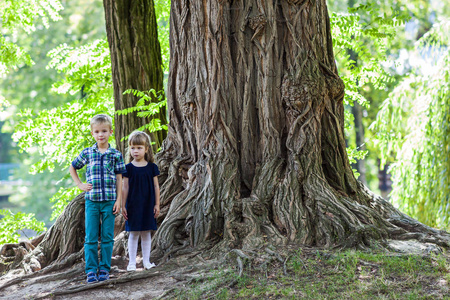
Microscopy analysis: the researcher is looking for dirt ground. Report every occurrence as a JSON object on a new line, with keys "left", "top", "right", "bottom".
{"left": 0, "top": 253, "right": 217, "bottom": 300}
{"left": 0, "top": 240, "right": 448, "bottom": 299}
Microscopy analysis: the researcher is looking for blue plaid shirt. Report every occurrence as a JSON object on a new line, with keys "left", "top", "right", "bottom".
{"left": 72, "top": 143, "right": 126, "bottom": 201}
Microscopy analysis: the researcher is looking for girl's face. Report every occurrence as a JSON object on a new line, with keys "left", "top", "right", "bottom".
{"left": 130, "top": 143, "right": 148, "bottom": 162}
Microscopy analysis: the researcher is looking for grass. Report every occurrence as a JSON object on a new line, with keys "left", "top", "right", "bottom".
{"left": 170, "top": 246, "right": 450, "bottom": 299}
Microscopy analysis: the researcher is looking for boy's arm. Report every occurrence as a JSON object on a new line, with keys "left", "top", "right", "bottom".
{"left": 121, "top": 177, "right": 129, "bottom": 220}
{"left": 69, "top": 164, "right": 92, "bottom": 192}
{"left": 113, "top": 174, "right": 123, "bottom": 215}
{"left": 153, "top": 176, "right": 160, "bottom": 218}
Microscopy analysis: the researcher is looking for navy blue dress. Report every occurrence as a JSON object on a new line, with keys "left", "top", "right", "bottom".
{"left": 123, "top": 162, "right": 160, "bottom": 231}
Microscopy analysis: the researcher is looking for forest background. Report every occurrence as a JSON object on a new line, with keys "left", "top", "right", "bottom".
{"left": 0, "top": 0, "right": 449, "bottom": 244}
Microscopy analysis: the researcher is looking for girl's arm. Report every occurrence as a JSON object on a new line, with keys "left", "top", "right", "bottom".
{"left": 113, "top": 174, "right": 123, "bottom": 214}
{"left": 153, "top": 176, "right": 160, "bottom": 218}
{"left": 122, "top": 177, "right": 129, "bottom": 220}
{"left": 69, "top": 164, "right": 92, "bottom": 191}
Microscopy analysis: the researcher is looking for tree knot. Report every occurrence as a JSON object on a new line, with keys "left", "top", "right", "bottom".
{"left": 248, "top": 14, "right": 267, "bottom": 41}
{"left": 179, "top": 95, "right": 196, "bottom": 115}
{"left": 248, "top": 14, "right": 266, "bottom": 31}
{"left": 281, "top": 75, "right": 319, "bottom": 114}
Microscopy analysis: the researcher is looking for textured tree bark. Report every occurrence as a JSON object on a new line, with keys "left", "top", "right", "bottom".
{"left": 153, "top": 0, "right": 450, "bottom": 256}
{"left": 103, "top": 0, "right": 167, "bottom": 153}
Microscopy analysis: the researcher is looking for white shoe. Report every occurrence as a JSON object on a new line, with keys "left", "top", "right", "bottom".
{"left": 143, "top": 262, "right": 156, "bottom": 270}
{"left": 127, "top": 264, "right": 136, "bottom": 271}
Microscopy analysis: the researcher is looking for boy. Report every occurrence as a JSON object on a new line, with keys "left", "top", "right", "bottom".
{"left": 69, "top": 114, "right": 126, "bottom": 283}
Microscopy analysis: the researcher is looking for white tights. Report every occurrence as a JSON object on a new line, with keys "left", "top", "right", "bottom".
{"left": 128, "top": 231, "right": 152, "bottom": 266}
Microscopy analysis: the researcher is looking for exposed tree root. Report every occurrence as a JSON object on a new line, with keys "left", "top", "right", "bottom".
{"left": 33, "top": 269, "right": 164, "bottom": 300}
{"left": 1, "top": 265, "right": 84, "bottom": 292}
{"left": 0, "top": 252, "right": 223, "bottom": 300}
{"left": 0, "top": 252, "right": 83, "bottom": 290}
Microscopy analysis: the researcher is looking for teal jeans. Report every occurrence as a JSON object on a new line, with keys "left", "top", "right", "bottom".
{"left": 84, "top": 200, "right": 116, "bottom": 274}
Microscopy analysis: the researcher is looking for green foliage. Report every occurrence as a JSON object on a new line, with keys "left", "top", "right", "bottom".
{"left": 47, "top": 39, "right": 112, "bottom": 98}
{"left": 0, "top": 1, "right": 108, "bottom": 229}
{"left": 12, "top": 39, "right": 114, "bottom": 220}
{"left": 372, "top": 19, "right": 450, "bottom": 229}
{"left": 331, "top": 3, "right": 410, "bottom": 107}
{"left": 330, "top": 3, "right": 410, "bottom": 169}
{"left": 0, "top": 0, "right": 62, "bottom": 76}
{"left": 346, "top": 147, "right": 369, "bottom": 178}
{"left": 0, "top": 209, "right": 46, "bottom": 244}
{"left": 0, "top": 95, "right": 8, "bottom": 109}
{"left": 154, "top": 0, "right": 171, "bottom": 75}
{"left": 13, "top": 39, "right": 114, "bottom": 175}
{"left": 0, "top": 37, "right": 33, "bottom": 75}
{"left": 49, "top": 186, "right": 79, "bottom": 221}
{"left": 0, "top": 0, "right": 62, "bottom": 33}
{"left": 0, "top": 0, "right": 107, "bottom": 113}
{"left": 117, "top": 89, "right": 168, "bottom": 141}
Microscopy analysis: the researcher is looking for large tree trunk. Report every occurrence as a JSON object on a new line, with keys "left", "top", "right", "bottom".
{"left": 154, "top": 0, "right": 450, "bottom": 255}
{"left": 103, "top": 0, "right": 167, "bottom": 153}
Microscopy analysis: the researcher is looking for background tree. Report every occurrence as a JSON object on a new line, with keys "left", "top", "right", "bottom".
{"left": 103, "top": 0, "right": 167, "bottom": 154}
{"left": 154, "top": 0, "right": 450, "bottom": 255}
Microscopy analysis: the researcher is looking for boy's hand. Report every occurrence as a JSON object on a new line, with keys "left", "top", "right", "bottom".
{"left": 154, "top": 204, "right": 160, "bottom": 218}
{"left": 77, "top": 183, "right": 92, "bottom": 191}
{"left": 122, "top": 207, "right": 128, "bottom": 220}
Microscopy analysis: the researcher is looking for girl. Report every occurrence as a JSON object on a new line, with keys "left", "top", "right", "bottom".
{"left": 122, "top": 131, "right": 160, "bottom": 271}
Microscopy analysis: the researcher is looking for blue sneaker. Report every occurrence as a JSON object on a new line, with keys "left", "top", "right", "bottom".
{"left": 98, "top": 270, "right": 110, "bottom": 281}
{"left": 86, "top": 272, "right": 98, "bottom": 283}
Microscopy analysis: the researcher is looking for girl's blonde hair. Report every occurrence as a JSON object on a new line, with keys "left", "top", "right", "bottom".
{"left": 125, "top": 131, "right": 154, "bottom": 163}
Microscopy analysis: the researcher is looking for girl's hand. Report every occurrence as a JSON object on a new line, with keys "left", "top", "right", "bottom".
{"left": 122, "top": 207, "right": 128, "bottom": 220}
{"left": 154, "top": 204, "right": 160, "bottom": 218}
{"left": 112, "top": 201, "right": 120, "bottom": 215}
{"left": 77, "top": 182, "right": 92, "bottom": 191}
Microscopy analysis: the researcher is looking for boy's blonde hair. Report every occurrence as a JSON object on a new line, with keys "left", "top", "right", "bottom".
{"left": 125, "top": 131, "right": 155, "bottom": 163}
{"left": 90, "top": 114, "right": 113, "bottom": 130}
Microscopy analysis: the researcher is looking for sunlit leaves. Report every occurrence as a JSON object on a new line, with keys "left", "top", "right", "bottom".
{"left": 154, "top": 0, "right": 170, "bottom": 75}
{"left": 0, "top": 0, "right": 62, "bottom": 33}
{"left": 117, "top": 89, "right": 168, "bottom": 141}
{"left": 0, "top": 0, "right": 63, "bottom": 76}
{"left": 47, "top": 39, "right": 112, "bottom": 97}
{"left": 13, "top": 39, "right": 113, "bottom": 176}
{"left": 0, "top": 37, "right": 34, "bottom": 75}
{"left": 330, "top": 2, "right": 410, "bottom": 171}
{"left": 11, "top": 38, "right": 114, "bottom": 220}
{"left": 331, "top": 4, "right": 409, "bottom": 107}
{"left": 49, "top": 187, "right": 79, "bottom": 221}
{"left": 0, "top": 209, "right": 46, "bottom": 244}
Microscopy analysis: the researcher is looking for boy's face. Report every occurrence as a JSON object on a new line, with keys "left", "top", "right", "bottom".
{"left": 91, "top": 122, "right": 113, "bottom": 146}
